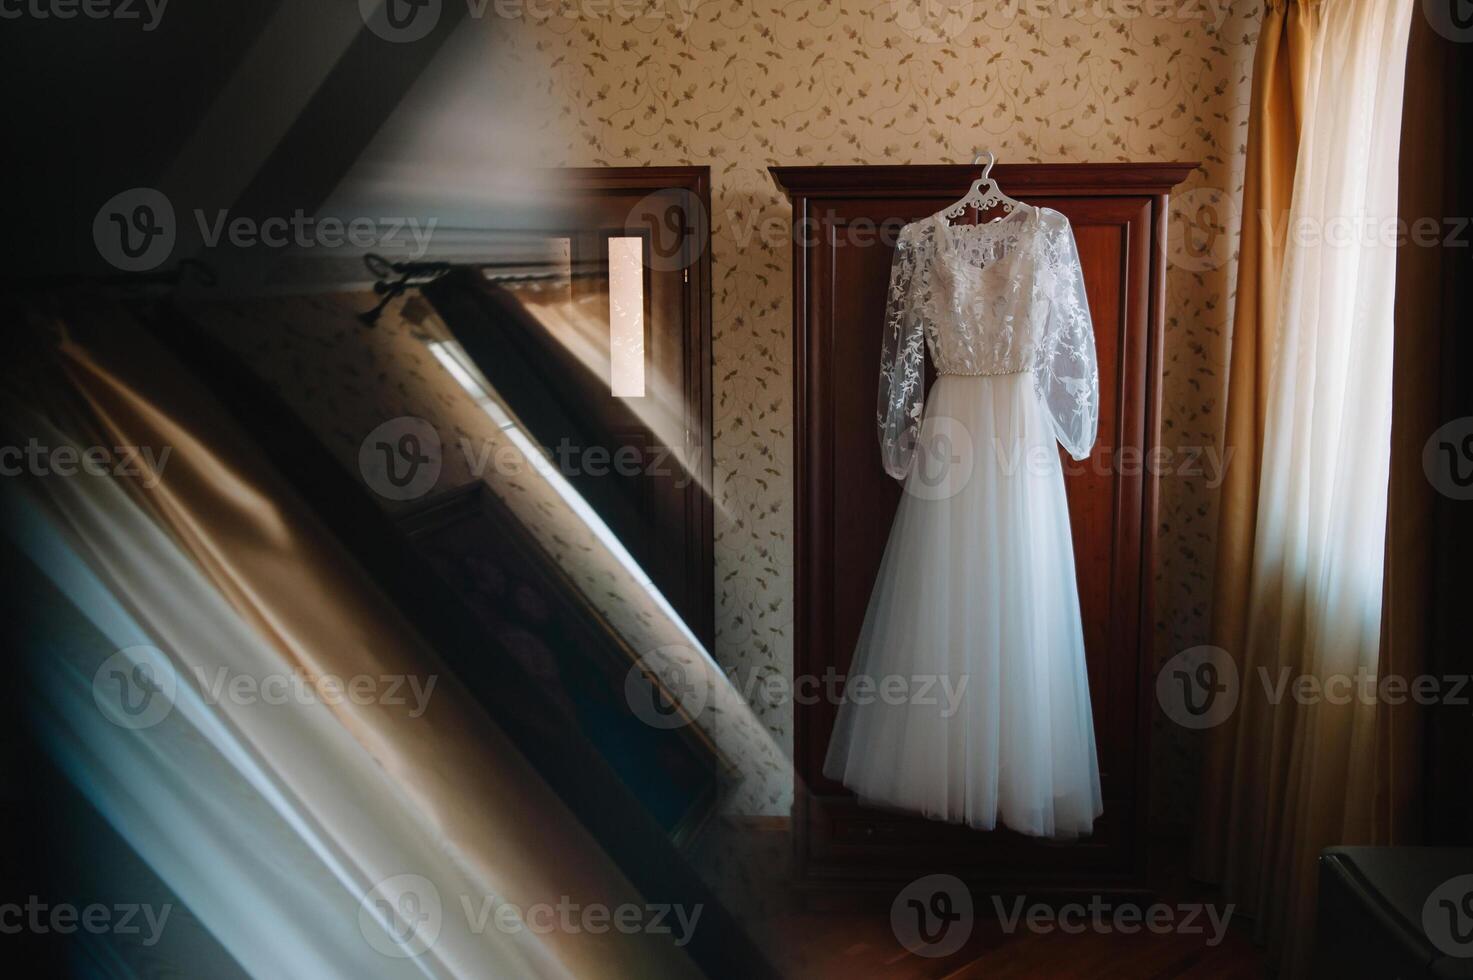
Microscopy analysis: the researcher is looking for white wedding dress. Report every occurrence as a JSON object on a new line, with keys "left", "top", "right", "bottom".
{"left": 822, "top": 204, "right": 1104, "bottom": 839}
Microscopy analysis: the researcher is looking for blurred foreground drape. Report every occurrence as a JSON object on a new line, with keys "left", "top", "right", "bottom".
{"left": 8, "top": 469, "right": 447, "bottom": 979}
{"left": 1, "top": 293, "right": 704, "bottom": 980}
{"left": 1193, "top": 0, "right": 1415, "bottom": 974}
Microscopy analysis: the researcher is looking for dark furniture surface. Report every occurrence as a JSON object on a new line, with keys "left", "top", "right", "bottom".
{"left": 395, "top": 482, "right": 723, "bottom": 845}
{"left": 1316, "top": 846, "right": 1473, "bottom": 979}
{"left": 771, "top": 163, "right": 1195, "bottom": 898}
{"left": 428, "top": 166, "right": 716, "bottom": 648}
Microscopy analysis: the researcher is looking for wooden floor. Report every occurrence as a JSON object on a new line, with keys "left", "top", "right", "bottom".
{"left": 696, "top": 820, "right": 1268, "bottom": 978}
{"left": 769, "top": 907, "right": 1264, "bottom": 979}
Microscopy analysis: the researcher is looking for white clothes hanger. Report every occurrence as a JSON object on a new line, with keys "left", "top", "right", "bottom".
{"left": 937, "top": 150, "right": 1027, "bottom": 225}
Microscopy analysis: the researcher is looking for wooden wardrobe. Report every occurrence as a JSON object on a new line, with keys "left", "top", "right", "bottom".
{"left": 770, "top": 163, "right": 1195, "bottom": 897}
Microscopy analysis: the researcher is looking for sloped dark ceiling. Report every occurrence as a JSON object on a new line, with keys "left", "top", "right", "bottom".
{"left": 4, "top": 0, "right": 466, "bottom": 279}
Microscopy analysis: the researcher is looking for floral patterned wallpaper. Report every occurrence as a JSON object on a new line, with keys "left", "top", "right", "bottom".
{"left": 349, "top": 0, "right": 1264, "bottom": 828}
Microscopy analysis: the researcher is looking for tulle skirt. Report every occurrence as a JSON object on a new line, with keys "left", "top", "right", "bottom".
{"left": 822, "top": 371, "right": 1103, "bottom": 839}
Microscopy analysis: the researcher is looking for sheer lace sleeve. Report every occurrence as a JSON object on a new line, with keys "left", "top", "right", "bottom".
{"left": 877, "top": 224, "right": 931, "bottom": 480}
{"left": 1032, "top": 210, "right": 1099, "bottom": 461}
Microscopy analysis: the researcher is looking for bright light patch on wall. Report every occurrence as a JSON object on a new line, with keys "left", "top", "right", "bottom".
{"left": 607, "top": 236, "right": 645, "bottom": 398}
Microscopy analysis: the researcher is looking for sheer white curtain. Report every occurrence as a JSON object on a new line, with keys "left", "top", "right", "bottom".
{"left": 1229, "top": 0, "right": 1413, "bottom": 972}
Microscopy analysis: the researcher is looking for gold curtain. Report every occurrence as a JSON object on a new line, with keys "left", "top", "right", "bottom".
{"left": 1194, "top": 0, "right": 1316, "bottom": 884}
{"left": 1195, "top": 0, "right": 1420, "bottom": 974}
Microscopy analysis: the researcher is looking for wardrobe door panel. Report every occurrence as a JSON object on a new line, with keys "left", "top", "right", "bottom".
{"left": 1046, "top": 196, "right": 1153, "bottom": 803}
{"left": 774, "top": 165, "right": 1192, "bottom": 897}
{"left": 820, "top": 207, "right": 911, "bottom": 788}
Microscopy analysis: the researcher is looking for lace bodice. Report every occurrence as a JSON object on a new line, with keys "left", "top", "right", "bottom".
{"left": 878, "top": 205, "right": 1100, "bottom": 477}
